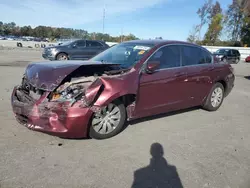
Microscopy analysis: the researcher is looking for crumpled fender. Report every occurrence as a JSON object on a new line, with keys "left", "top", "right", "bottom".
{"left": 84, "top": 78, "right": 103, "bottom": 106}
{"left": 93, "top": 73, "right": 138, "bottom": 107}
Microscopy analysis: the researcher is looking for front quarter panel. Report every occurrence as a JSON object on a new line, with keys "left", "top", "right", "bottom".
{"left": 93, "top": 70, "right": 139, "bottom": 107}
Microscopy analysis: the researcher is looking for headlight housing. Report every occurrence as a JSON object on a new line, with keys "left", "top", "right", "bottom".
{"left": 50, "top": 78, "right": 103, "bottom": 107}
{"left": 51, "top": 83, "right": 85, "bottom": 104}
{"left": 49, "top": 48, "right": 57, "bottom": 54}
{"left": 216, "top": 55, "right": 223, "bottom": 58}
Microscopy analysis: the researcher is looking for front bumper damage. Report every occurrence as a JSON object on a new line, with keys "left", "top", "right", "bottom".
{"left": 11, "top": 62, "right": 133, "bottom": 138}
{"left": 11, "top": 86, "right": 93, "bottom": 138}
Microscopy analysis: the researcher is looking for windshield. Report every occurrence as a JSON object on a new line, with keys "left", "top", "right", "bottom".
{"left": 216, "top": 49, "right": 229, "bottom": 54}
{"left": 91, "top": 42, "right": 154, "bottom": 68}
{"left": 59, "top": 40, "right": 75, "bottom": 46}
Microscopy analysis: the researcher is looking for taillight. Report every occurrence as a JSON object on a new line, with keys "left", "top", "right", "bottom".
{"left": 229, "top": 66, "right": 234, "bottom": 74}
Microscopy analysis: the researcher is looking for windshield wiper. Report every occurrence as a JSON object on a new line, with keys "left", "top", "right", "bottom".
{"left": 100, "top": 60, "right": 113, "bottom": 64}
{"left": 104, "top": 68, "right": 130, "bottom": 75}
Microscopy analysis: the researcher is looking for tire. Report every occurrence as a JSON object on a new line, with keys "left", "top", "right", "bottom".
{"left": 203, "top": 83, "right": 225, "bottom": 111}
{"left": 235, "top": 58, "right": 240, "bottom": 64}
{"left": 222, "top": 57, "right": 227, "bottom": 63}
{"left": 56, "top": 53, "right": 68, "bottom": 60}
{"left": 89, "top": 100, "right": 126, "bottom": 139}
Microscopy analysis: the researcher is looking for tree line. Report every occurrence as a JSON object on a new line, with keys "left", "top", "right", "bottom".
{"left": 0, "top": 21, "right": 139, "bottom": 42}
{"left": 187, "top": 0, "right": 250, "bottom": 47}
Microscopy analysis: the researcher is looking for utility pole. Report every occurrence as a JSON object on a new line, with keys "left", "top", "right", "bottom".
{"left": 102, "top": 7, "right": 105, "bottom": 35}
{"left": 121, "top": 27, "right": 123, "bottom": 42}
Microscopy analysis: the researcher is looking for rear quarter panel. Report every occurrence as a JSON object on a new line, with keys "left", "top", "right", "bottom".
{"left": 212, "top": 62, "right": 234, "bottom": 96}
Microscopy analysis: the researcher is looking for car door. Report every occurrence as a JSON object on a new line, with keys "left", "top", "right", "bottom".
{"left": 181, "top": 45, "right": 214, "bottom": 106}
{"left": 135, "top": 45, "right": 189, "bottom": 119}
{"left": 226, "top": 50, "right": 234, "bottom": 63}
{"left": 85, "top": 40, "right": 106, "bottom": 59}
{"left": 236, "top": 50, "right": 241, "bottom": 60}
{"left": 69, "top": 40, "right": 88, "bottom": 60}
{"left": 231, "top": 50, "right": 236, "bottom": 62}
{"left": 233, "top": 49, "right": 240, "bottom": 62}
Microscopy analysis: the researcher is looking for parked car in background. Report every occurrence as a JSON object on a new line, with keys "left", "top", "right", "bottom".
{"left": 213, "top": 49, "right": 241, "bottom": 64}
{"left": 11, "top": 40, "right": 235, "bottom": 139}
{"left": 42, "top": 39, "right": 109, "bottom": 61}
{"left": 245, "top": 55, "right": 250, "bottom": 62}
{"left": 0, "top": 36, "right": 7, "bottom": 40}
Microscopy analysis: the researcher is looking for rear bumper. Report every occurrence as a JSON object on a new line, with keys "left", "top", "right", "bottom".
{"left": 11, "top": 86, "right": 93, "bottom": 138}
{"left": 225, "top": 73, "right": 235, "bottom": 97}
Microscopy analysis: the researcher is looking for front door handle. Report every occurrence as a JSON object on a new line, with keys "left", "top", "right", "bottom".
{"left": 208, "top": 67, "right": 215, "bottom": 71}
{"left": 174, "top": 72, "right": 185, "bottom": 77}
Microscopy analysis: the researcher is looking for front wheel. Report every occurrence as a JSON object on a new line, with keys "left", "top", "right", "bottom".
{"left": 89, "top": 100, "right": 126, "bottom": 139}
{"left": 222, "top": 58, "right": 227, "bottom": 63}
{"left": 56, "top": 53, "right": 68, "bottom": 60}
{"left": 203, "top": 83, "right": 224, "bottom": 111}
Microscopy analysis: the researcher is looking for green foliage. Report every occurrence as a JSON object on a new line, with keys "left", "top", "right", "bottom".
{"left": 203, "top": 13, "right": 224, "bottom": 45}
{"left": 225, "top": 0, "right": 245, "bottom": 41}
{"left": 241, "top": 17, "right": 250, "bottom": 46}
{"left": 190, "top": 0, "right": 250, "bottom": 47}
{"left": 240, "top": 0, "right": 250, "bottom": 16}
{"left": 0, "top": 21, "right": 139, "bottom": 42}
{"left": 187, "top": 25, "right": 200, "bottom": 43}
{"left": 209, "top": 1, "right": 222, "bottom": 19}
{"left": 196, "top": 0, "right": 213, "bottom": 40}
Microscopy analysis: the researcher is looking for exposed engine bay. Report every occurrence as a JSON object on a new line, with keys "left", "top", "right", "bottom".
{"left": 19, "top": 64, "right": 130, "bottom": 109}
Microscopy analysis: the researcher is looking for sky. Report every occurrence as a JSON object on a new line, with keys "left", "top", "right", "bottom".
{"left": 0, "top": 0, "right": 233, "bottom": 40}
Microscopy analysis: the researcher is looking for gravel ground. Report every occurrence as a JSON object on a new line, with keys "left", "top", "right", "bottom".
{"left": 0, "top": 49, "right": 250, "bottom": 188}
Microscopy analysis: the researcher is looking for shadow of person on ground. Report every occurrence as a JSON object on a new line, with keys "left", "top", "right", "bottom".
{"left": 128, "top": 107, "right": 199, "bottom": 126}
{"left": 131, "top": 143, "right": 183, "bottom": 188}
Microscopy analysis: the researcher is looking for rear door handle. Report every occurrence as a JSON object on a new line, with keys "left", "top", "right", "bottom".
{"left": 208, "top": 67, "right": 215, "bottom": 71}
{"left": 174, "top": 72, "right": 185, "bottom": 77}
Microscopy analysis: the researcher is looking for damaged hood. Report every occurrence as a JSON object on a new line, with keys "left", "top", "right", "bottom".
{"left": 24, "top": 60, "right": 120, "bottom": 91}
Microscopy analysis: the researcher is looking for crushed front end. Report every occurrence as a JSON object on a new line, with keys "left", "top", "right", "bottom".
{"left": 11, "top": 61, "right": 133, "bottom": 138}
{"left": 11, "top": 74, "right": 103, "bottom": 138}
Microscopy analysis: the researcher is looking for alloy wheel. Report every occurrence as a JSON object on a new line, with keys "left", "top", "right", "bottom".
{"left": 91, "top": 103, "right": 121, "bottom": 135}
{"left": 211, "top": 87, "right": 223, "bottom": 108}
{"left": 57, "top": 54, "right": 68, "bottom": 60}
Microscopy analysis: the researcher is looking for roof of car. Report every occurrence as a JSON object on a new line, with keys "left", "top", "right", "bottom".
{"left": 123, "top": 39, "right": 199, "bottom": 47}
{"left": 218, "top": 48, "right": 239, "bottom": 51}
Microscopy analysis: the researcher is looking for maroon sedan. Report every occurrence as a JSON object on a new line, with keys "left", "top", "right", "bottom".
{"left": 245, "top": 55, "right": 250, "bottom": 62}
{"left": 11, "top": 40, "right": 235, "bottom": 139}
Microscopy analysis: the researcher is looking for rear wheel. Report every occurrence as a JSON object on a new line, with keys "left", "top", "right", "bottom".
{"left": 222, "top": 57, "right": 227, "bottom": 63}
{"left": 235, "top": 58, "right": 240, "bottom": 64}
{"left": 56, "top": 53, "right": 68, "bottom": 60}
{"left": 89, "top": 100, "right": 126, "bottom": 139}
{"left": 203, "top": 83, "right": 224, "bottom": 111}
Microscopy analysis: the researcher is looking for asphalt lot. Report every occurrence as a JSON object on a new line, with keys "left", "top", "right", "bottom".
{"left": 0, "top": 49, "right": 250, "bottom": 188}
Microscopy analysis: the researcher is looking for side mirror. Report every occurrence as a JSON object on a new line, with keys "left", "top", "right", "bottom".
{"left": 146, "top": 61, "right": 160, "bottom": 73}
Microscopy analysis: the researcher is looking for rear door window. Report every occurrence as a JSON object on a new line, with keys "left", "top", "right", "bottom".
{"left": 86, "top": 41, "right": 103, "bottom": 47}
{"left": 75, "top": 40, "right": 86, "bottom": 47}
{"left": 148, "top": 45, "right": 181, "bottom": 69}
{"left": 234, "top": 50, "right": 240, "bottom": 56}
{"left": 182, "top": 46, "right": 212, "bottom": 66}
{"left": 200, "top": 49, "right": 212, "bottom": 64}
